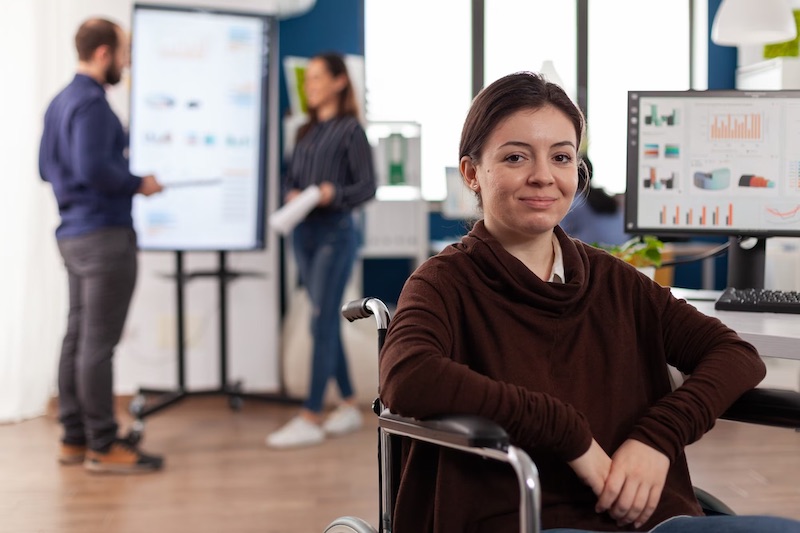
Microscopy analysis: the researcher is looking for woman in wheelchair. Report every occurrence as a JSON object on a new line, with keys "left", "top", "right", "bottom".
{"left": 378, "top": 72, "right": 800, "bottom": 532}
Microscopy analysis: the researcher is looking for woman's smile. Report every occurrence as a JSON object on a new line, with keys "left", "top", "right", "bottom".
{"left": 519, "top": 195, "right": 558, "bottom": 209}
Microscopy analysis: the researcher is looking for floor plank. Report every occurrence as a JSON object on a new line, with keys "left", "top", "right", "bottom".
{"left": 0, "top": 398, "right": 379, "bottom": 533}
{"left": 0, "top": 397, "right": 797, "bottom": 533}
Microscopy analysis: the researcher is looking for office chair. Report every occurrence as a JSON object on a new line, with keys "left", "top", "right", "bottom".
{"left": 324, "top": 297, "right": 800, "bottom": 533}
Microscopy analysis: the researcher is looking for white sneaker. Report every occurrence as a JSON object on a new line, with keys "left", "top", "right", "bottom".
{"left": 322, "top": 404, "right": 363, "bottom": 436}
{"left": 265, "top": 416, "right": 325, "bottom": 449}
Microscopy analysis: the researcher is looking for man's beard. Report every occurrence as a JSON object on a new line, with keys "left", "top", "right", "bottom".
{"left": 105, "top": 62, "right": 122, "bottom": 86}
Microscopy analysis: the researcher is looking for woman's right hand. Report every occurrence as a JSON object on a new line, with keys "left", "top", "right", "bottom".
{"left": 595, "top": 439, "right": 670, "bottom": 529}
{"left": 318, "top": 181, "right": 336, "bottom": 206}
{"left": 284, "top": 189, "right": 301, "bottom": 203}
{"left": 567, "top": 438, "right": 612, "bottom": 497}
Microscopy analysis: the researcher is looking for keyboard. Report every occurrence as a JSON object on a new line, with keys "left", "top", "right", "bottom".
{"left": 714, "top": 287, "right": 800, "bottom": 314}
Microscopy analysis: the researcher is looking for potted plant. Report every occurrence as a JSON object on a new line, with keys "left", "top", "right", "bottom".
{"left": 600, "top": 235, "right": 664, "bottom": 278}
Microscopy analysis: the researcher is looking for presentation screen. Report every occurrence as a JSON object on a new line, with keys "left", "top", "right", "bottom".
{"left": 626, "top": 90, "right": 800, "bottom": 238}
{"left": 129, "top": 4, "right": 272, "bottom": 250}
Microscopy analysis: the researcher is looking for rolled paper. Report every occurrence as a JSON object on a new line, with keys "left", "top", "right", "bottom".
{"left": 269, "top": 185, "right": 322, "bottom": 235}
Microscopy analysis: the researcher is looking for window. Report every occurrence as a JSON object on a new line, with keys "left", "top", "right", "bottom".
{"left": 587, "top": 0, "right": 691, "bottom": 193}
{"left": 366, "top": 1, "right": 692, "bottom": 197}
{"left": 484, "top": 0, "right": 577, "bottom": 100}
{"left": 365, "top": 0, "right": 472, "bottom": 200}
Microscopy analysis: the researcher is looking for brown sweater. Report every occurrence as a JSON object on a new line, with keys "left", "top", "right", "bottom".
{"left": 379, "top": 221, "right": 765, "bottom": 532}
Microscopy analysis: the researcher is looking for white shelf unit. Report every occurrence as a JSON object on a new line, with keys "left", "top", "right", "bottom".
{"left": 736, "top": 57, "right": 800, "bottom": 90}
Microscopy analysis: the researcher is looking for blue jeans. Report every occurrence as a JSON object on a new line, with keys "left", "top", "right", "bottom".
{"left": 292, "top": 212, "right": 360, "bottom": 413}
{"left": 545, "top": 514, "right": 800, "bottom": 532}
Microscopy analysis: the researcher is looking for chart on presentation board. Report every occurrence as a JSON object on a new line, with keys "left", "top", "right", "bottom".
{"left": 129, "top": 5, "right": 272, "bottom": 250}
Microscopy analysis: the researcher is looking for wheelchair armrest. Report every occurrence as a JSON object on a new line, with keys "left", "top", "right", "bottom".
{"left": 379, "top": 410, "right": 510, "bottom": 450}
{"left": 721, "top": 387, "right": 800, "bottom": 429}
{"left": 378, "top": 410, "right": 541, "bottom": 532}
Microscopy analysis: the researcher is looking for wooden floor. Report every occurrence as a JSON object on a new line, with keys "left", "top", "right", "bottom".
{"left": 1, "top": 396, "right": 798, "bottom": 533}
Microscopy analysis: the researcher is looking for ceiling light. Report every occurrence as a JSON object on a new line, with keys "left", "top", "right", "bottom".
{"left": 711, "top": 0, "right": 797, "bottom": 46}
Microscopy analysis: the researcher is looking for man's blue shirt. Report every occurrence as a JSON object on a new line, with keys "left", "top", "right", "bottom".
{"left": 39, "top": 74, "right": 142, "bottom": 239}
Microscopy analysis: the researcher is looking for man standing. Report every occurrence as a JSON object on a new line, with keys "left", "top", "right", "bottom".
{"left": 39, "top": 18, "right": 164, "bottom": 473}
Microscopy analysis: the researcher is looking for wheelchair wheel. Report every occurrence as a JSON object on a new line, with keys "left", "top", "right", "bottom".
{"left": 323, "top": 516, "right": 378, "bottom": 533}
{"left": 694, "top": 486, "right": 736, "bottom": 516}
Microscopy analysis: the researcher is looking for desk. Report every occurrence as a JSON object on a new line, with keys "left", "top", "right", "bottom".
{"left": 671, "top": 288, "right": 800, "bottom": 361}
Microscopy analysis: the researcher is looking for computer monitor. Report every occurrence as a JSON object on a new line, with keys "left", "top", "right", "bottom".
{"left": 625, "top": 90, "right": 800, "bottom": 289}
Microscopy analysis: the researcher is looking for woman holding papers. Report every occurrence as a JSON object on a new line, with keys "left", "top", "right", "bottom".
{"left": 266, "top": 52, "right": 376, "bottom": 448}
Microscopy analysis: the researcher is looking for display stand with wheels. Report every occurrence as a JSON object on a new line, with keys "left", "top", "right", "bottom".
{"left": 127, "top": 250, "right": 300, "bottom": 443}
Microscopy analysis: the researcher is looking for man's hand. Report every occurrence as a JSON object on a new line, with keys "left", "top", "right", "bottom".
{"left": 567, "top": 438, "right": 612, "bottom": 498}
{"left": 137, "top": 175, "right": 163, "bottom": 196}
{"left": 595, "top": 439, "right": 670, "bottom": 529}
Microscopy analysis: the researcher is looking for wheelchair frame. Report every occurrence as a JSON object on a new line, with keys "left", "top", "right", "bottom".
{"left": 323, "top": 297, "right": 539, "bottom": 532}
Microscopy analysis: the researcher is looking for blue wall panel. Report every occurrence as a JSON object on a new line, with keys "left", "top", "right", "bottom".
{"left": 707, "top": 0, "right": 738, "bottom": 89}
{"left": 278, "top": 0, "right": 364, "bottom": 122}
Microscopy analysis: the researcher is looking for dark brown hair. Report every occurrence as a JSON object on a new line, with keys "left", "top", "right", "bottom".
{"left": 297, "top": 52, "right": 359, "bottom": 142}
{"left": 459, "top": 71, "right": 589, "bottom": 202}
{"left": 75, "top": 18, "right": 120, "bottom": 62}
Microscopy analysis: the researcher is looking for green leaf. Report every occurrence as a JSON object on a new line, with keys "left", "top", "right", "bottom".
{"left": 596, "top": 235, "right": 663, "bottom": 267}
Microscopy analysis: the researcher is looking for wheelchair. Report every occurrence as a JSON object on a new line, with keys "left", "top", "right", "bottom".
{"left": 324, "top": 297, "right": 800, "bottom": 533}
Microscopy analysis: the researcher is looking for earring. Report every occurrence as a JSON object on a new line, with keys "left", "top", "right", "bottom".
{"left": 471, "top": 183, "right": 478, "bottom": 189}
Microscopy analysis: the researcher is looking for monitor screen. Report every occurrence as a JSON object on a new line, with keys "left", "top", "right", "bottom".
{"left": 625, "top": 90, "right": 800, "bottom": 239}
{"left": 129, "top": 4, "right": 273, "bottom": 251}
{"left": 625, "top": 90, "right": 800, "bottom": 289}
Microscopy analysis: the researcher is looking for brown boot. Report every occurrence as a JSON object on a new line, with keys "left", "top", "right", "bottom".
{"left": 58, "top": 443, "right": 87, "bottom": 465}
{"left": 84, "top": 438, "right": 164, "bottom": 474}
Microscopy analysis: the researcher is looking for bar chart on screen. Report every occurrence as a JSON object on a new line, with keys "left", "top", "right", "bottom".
{"left": 708, "top": 112, "right": 763, "bottom": 141}
{"left": 657, "top": 203, "right": 735, "bottom": 227}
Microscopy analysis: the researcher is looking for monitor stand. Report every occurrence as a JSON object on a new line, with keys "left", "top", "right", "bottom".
{"left": 726, "top": 236, "right": 767, "bottom": 290}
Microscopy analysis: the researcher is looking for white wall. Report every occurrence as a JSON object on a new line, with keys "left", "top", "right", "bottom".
{"left": 117, "top": 250, "right": 282, "bottom": 394}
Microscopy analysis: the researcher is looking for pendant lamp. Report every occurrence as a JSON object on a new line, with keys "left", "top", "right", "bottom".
{"left": 711, "top": 0, "right": 797, "bottom": 46}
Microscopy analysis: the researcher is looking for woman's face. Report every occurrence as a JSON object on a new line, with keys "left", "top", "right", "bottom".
{"left": 461, "top": 105, "right": 579, "bottom": 243}
{"left": 303, "top": 58, "right": 344, "bottom": 112}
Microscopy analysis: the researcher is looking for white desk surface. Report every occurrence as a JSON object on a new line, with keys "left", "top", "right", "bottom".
{"left": 670, "top": 288, "right": 800, "bottom": 361}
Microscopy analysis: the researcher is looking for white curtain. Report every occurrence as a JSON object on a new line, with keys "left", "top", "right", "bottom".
{"left": 0, "top": 1, "right": 81, "bottom": 423}
{"left": 0, "top": 0, "right": 143, "bottom": 423}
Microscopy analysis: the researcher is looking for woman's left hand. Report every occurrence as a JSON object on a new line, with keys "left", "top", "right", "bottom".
{"left": 594, "top": 439, "right": 670, "bottom": 529}
{"left": 318, "top": 182, "right": 336, "bottom": 206}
